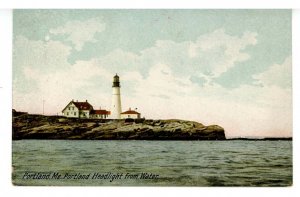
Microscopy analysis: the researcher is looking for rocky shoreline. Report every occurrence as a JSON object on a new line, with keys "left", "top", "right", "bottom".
{"left": 12, "top": 114, "right": 226, "bottom": 140}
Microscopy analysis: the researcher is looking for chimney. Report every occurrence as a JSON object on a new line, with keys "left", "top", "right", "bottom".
{"left": 129, "top": 107, "right": 131, "bottom": 111}
{"left": 86, "top": 100, "right": 87, "bottom": 102}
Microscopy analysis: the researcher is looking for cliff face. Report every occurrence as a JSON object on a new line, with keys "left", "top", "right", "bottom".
{"left": 12, "top": 114, "right": 226, "bottom": 140}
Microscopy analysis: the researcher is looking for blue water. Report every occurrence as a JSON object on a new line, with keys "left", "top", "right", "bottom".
{"left": 12, "top": 140, "right": 292, "bottom": 186}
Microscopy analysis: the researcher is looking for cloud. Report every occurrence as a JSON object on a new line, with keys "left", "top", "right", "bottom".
{"left": 14, "top": 35, "right": 72, "bottom": 72}
{"left": 134, "top": 29, "right": 258, "bottom": 84}
{"left": 188, "top": 29, "right": 257, "bottom": 78}
{"left": 189, "top": 29, "right": 257, "bottom": 77}
{"left": 253, "top": 56, "right": 292, "bottom": 88}
{"left": 13, "top": 35, "right": 73, "bottom": 96}
{"left": 49, "top": 17, "right": 106, "bottom": 51}
{"left": 92, "top": 49, "right": 140, "bottom": 74}
{"left": 189, "top": 30, "right": 257, "bottom": 53}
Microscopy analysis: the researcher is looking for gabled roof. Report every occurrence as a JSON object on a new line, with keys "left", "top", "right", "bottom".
{"left": 91, "top": 109, "right": 111, "bottom": 115}
{"left": 73, "top": 101, "right": 93, "bottom": 110}
{"left": 62, "top": 100, "right": 93, "bottom": 112}
{"left": 121, "top": 109, "right": 140, "bottom": 115}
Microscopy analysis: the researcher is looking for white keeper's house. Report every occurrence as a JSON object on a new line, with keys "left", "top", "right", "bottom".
{"left": 61, "top": 74, "right": 142, "bottom": 119}
{"left": 62, "top": 100, "right": 110, "bottom": 119}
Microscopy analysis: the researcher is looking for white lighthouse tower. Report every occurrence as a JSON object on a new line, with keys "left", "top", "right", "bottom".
{"left": 110, "top": 74, "right": 122, "bottom": 119}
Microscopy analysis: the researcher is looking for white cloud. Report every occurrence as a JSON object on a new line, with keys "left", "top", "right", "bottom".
{"left": 128, "top": 29, "right": 258, "bottom": 86}
{"left": 189, "top": 29, "right": 257, "bottom": 54}
{"left": 93, "top": 49, "right": 140, "bottom": 73}
{"left": 121, "top": 71, "right": 143, "bottom": 82}
{"left": 49, "top": 17, "right": 105, "bottom": 51}
{"left": 188, "top": 29, "right": 257, "bottom": 78}
{"left": 253, "top": 56, "right": 292, "bottom": 88}
{"left": 14, "top": 35, "right": 72, "bottom": 71}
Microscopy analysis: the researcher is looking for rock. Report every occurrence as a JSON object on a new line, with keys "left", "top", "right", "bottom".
{"left": 12, "top": 114, "right": 226, "bottom": 140}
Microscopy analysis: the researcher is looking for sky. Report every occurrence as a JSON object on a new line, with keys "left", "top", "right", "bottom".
{"left": 12, "top": 10, "right": 292, "bottom": 138}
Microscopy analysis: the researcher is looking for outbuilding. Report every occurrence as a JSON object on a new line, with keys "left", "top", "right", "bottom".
{"left": 120, "top": 108, "right": 141, "bottom": 119}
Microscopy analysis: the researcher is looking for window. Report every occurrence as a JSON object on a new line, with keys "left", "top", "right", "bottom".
{"left": 68, "top": 107, "right": 70, "bottom": 110}
{"left": 128, "top": 115, "right": 130, "bottom": 118}
{"left": 74, "top": 112, "right": 76, "bottom": 116}
{"left": 67, "top": 112, "right": 69, "bottom": 115}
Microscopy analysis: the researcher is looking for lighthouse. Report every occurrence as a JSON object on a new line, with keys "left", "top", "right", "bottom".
{"left": 110, "top": 74, "right": 122, "bottom": 119}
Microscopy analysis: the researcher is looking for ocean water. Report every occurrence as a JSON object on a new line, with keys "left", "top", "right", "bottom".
{"left": 12, "top": 140, "right": 292, "bottom": 186}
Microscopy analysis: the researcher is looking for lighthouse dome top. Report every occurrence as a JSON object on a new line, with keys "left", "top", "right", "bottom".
{"left": 113, "top": 74, "right": 119, "bottom": 81}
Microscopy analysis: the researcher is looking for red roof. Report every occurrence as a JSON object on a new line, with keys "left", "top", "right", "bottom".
{"left": 121, "top": 109, "right": 140, "bottom": 115}
{"left": 91, "top": 110, "right": 110, "bottom": 115}
{"left": 73, "top": 101, "right": 93, "bottom": 110}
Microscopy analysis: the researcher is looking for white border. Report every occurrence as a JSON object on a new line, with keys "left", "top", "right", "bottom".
{"left": 1, "top": 5, "right": 300, "bottom": 197}
{"left": 292, "top": 9, "right": 300, "bottom": 190}
{"left": 0, "top": 8, "right": 13, "bottom": 193}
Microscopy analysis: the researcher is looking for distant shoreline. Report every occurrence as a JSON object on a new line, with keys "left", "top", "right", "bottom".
{"left": 226, "top": 137, "right": 292, "bottom": 141}
{"left": 13, "top": 138, "right": 292, "bottom": 141}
